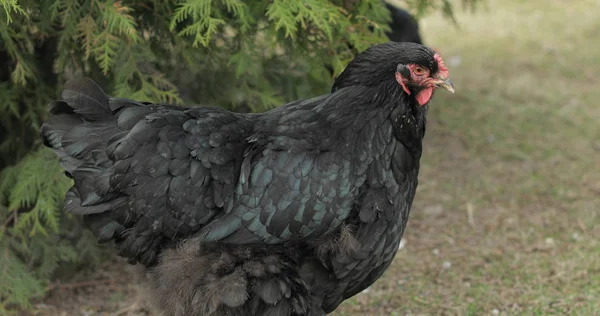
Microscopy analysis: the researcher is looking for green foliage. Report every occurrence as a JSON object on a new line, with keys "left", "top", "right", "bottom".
{"left": 0, "top": 0, "right": 483, "bottom": 312}
{"left": 0, "top": 0, "right": 27, "bottom": 24}
{"left": 0, "top": 148, "right": 106, "bottom": 312}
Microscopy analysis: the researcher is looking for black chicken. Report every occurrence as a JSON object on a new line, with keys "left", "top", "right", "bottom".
{"left": 41, "top": 42, "right": 453, "bottom": 316}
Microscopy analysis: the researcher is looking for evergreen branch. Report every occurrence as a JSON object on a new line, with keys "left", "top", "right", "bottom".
{"left": 0, "top": 82, "right": 20, "bottom": 118}
{"left": 0, "top": 20, "right": 21, "bottom": 60}
{"left": 220, "top": 0, "right": 247, "bottom": 19}
{"left": 11, "top": 58, "right": 36, "bottom": 85}
{"left": 295, "top": 0, "right": 341, "bottom": 42}
{"left": 76, "top": 15, "right": 98, "bottom": 61}
{"left": 0, "top": 0, "right": 28, "bottom": 24}
{"left": 53, "top": 0, "right": 86, "bottom": 70}
{"left": 5, "top": 149, "right": 70, "bottom": 237}
{"left": 266, "top": 0, "right": 299, "bottom": 39}
{"left": 171, "top": 0, "right": 225, "bottom": 47}
{"left": 100, "top": 0, "right": 141, "bottom": 42}
{"left": 92, "top": 31, "right": 120, "bottom": 75}
{"left": 50, "top": 0, "right": 83, "bottom": 27}
{"left": 228, "top": 50, "right": 255, "bottom": 78}
{"left": 0, "top": 242, "right": 45, "bottom": 310}
{"left": 220, "top": 0, "right": 251, "bottom": 32}
{"left": 180, "top": 16, "right": 225, "bottom": 47}
{"left": 170, "top": 0, "right": 212, "bottom": 30}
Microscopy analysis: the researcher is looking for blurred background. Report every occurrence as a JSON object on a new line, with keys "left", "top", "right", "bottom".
{"left": 0, "top": 0, "right": 599, "bottom": 315}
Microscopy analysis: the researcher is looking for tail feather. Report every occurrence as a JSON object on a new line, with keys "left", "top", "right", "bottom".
{"left": 60, "top": 78, "right": 111, "bottom": 120}
{"left": 42, "top": 77, "right": 190, "bottom": 266}
{"left": 41, "top": 78, "right": 127, "bottom": 217}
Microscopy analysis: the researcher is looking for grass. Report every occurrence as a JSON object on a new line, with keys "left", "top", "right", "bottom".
{"left": 29, "top": 0, "right": 600, "bottom": 314}
{"left": 335, "top": 0, "right": 600, "bottom": 314}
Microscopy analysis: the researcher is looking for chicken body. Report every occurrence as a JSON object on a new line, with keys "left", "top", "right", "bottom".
{"left": 41, "top": 42, "right": 452, "bottom": 315}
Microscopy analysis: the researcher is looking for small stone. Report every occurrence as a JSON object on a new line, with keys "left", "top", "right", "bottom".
{"left": 492, "top": 309, "right": 500, "bottom": 315}
{"left": 442, "top": 261, "right": 452, "bottom": 269}
{"left": 432, "top": 248, "right": 440, "bottom": 256}
{"left": 34, "top": 303, "right": 55, "bottom": 310}
{"left": 398, "top": 238, "right": 407, "bottom": 250}
{"left": 423, "top": 204, "right": 443, "bottom": 216}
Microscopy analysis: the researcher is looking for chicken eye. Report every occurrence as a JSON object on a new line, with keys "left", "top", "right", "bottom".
{"left": 413, "top": 67, "right": 426, "bottom": 75}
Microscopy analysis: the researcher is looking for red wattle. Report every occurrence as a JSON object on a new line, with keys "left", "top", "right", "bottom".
{"left": 416, "top": 87, "right": 433, "bottom": 106}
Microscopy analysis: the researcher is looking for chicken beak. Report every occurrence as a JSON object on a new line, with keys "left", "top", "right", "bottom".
{"left": 434, "top": 77, "right": 455, "bottom": 94}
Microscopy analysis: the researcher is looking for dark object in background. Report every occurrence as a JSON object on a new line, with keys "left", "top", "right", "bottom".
{"left": 324, "top": 3, "right": 422, "bottom": 80}
{"left": 0, "top": 40, "right": 57, "bottom": 169}
{"left": 385, "top": 3, "right": 422, "bottom": 44}
{"left": 41, "top": 42, "right": 453, "bottom": 316}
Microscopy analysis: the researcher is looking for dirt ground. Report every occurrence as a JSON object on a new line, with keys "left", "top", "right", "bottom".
{"left": 23, "top": 0, "right": 600, "bottom": 315}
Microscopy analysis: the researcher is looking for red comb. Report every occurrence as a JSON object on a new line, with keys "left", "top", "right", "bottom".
{"left": 434, "top": 53, "right": 449, "bottom": 78}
